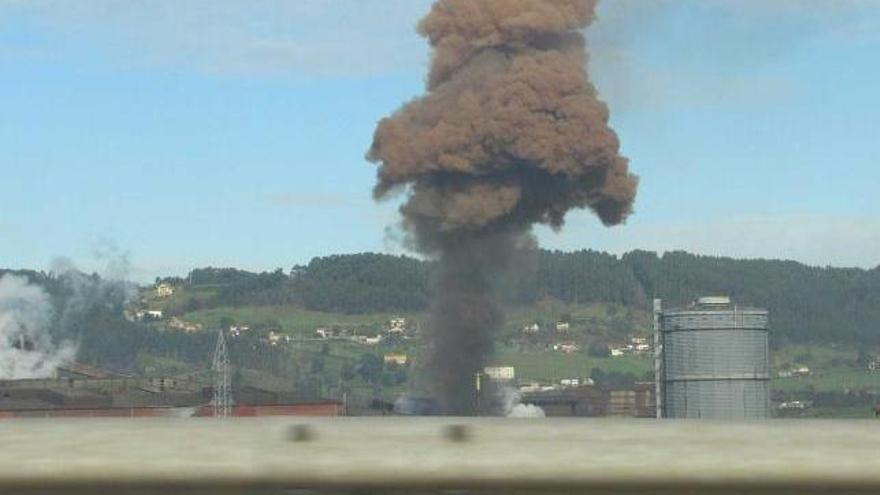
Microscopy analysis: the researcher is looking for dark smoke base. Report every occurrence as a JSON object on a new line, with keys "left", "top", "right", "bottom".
{"left": 422, "top": 232, "right": 515, "bottom": 414}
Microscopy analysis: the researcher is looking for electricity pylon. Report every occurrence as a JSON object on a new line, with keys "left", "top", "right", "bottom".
{"left": 212, "top": 329, "right": 231, "bottom": 418}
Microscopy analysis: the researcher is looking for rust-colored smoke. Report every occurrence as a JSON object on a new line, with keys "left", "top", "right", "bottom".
{"left": 367, "top": 0, "right": 638, "bottom": 415}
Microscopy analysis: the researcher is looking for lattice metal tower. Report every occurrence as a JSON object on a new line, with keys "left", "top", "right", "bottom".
{"left": 212, "top": 329, "right": 232, "bottom": 418}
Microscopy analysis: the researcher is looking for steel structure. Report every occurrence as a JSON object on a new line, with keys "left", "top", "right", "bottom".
{"left": 212, "top": 329, "right": 231, "bottom": 418}
{"left": 655, "top": 297, "right": 769, "bottom": 419}
{"left": 653, "top": 298, "right": 663, "bottom": 418}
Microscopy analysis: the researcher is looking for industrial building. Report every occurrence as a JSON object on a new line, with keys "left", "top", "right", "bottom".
{"left": 654, "top": 297, "right": 770, "bottom": 419}
{"left": 521, "top": 382, "right": 656, "bottom": 418}
{"left": 0, "top": 364, "right": 344, "bottom": 419}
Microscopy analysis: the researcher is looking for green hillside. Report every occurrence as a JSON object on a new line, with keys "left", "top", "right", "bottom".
{"left": 4, "top": 248, "right": 880, "bottom": 417}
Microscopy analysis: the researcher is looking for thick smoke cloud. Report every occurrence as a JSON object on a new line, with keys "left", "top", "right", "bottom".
{"left": 368, "top": 0, "right": 637, "bottom": 414}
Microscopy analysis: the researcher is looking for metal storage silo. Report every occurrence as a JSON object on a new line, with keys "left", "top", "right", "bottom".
{"left": 654, "top": 297, "right": 769, "bottom": 419}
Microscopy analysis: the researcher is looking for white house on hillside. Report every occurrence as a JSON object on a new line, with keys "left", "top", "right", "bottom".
{"left": 156, "top": 283, "right": 174, "bottom": 297}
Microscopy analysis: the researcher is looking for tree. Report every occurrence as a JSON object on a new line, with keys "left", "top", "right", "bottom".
{"left": 857, "top": 349, "right": 873, "bottom": 369}
{"left": 341, "top": 364, "right": 356, "bottom": 382}
{"left": 588, "top": 342, "right": 611, "bottom": 358}
{"left": 310, "top": 355, "right": 325, "bottom": 374}
{"left": 357, "top": 354, "right": 384, "bottom": 385}
{"left": 590, "top": 368, "right": 637, "bottom": 389}
{"left": 219, "top": 316, "right": 236, "bottom": 330}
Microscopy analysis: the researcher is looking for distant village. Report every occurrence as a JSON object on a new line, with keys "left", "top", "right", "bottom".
{"left": 122, "top": 281, "right": 663, "bottom": 399}
{"left": 134, "top": 282, "right": 654, "bottom": 357}
{"left": 114, "top": 281, "right": 880, "bottom": 419}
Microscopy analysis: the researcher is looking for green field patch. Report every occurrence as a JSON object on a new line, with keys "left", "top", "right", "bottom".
{"left": 489, "top": 347, "right": 652, "bottom": 382}
{"left": 772, "top": 344, "right": 857, "bottom": 370}
{"left": 772, "top": 369, "right": 880, "bottom": 393}
{"left": 181, "top": 306, "right": 417, "bottom": 336}
{"left": 501, "top": 302, "right": 652, "bottom": 343}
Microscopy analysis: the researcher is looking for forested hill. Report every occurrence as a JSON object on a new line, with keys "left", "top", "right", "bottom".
{"left": 157, "top": 250, "right": 880, "bottom": 346}
{"left": 5, "top": 250, "right": 879, "bottom": 348}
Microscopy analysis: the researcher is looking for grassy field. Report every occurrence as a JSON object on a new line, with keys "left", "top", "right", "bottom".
{"left": 490, "top": 347, "right": 653, "bottom": 382}
{"left": 173, "top": 301, "right": 655, "bottom": 386}
{"left": 772, "top": 344, "right": 856, "bottom": 370}
{"left": 770, "top": 344, "right": 880, "bottom": 393}
{"left": 155, "top": 297, "right": 880, "bottom": 417}
{"left": 183, "top": 306, "right": 414, "bottom": 336}
{"left": 177, "top": 300, "right": 652, "bottom": 341}
{"left": 503, "top": 301, "right": 651, "bottom": 339}
{"left": 142, "top": 285, "right": 220, "bottom": 312}
{"left": 773, "top": 370, "right": 880, "bottom": 393}
{"left": 776, "top": 405, "right": 877, "bottom": 419}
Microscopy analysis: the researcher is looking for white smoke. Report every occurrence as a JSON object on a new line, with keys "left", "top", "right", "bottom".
{"left": 0, "top": 240, "right": 138, "bottom": 380}
{"left": 89, "top": 237, "right": 135, "bottom": 283}
{"left": 0, "top": 275, "right": 76, "bottom": 379}
{"left": 51, "top": 256, "right": 135, "bottom": 333}
{"left": 500, "top": 386, "right": 546, "bottom": 418}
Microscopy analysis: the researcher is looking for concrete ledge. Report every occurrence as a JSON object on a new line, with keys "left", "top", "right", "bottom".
{"left": 3, "top": 418, "right": 880, "bottom": 494}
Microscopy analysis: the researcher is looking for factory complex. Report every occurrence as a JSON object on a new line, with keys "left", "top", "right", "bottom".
{"left": 0, "top": 363, "right": 343, "bottom": 419}
{"left": 0, "top": 296, "right": 769, "bottom": 420}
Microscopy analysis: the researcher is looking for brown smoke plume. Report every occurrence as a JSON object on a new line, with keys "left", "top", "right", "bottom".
{"left": 367, "top": 0, "right": 638, "bottom": 415}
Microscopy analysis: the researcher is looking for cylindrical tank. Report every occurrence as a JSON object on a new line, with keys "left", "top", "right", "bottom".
{"left": 655, "top": 297, "right": 769, "bottom": 419}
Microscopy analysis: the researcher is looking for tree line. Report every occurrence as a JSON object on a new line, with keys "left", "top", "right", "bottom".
{"left": 5, "top": 248, "right": 880, "bottom": 365}
{"left": 169, "top": 250, "right": 879, "bottom": 346}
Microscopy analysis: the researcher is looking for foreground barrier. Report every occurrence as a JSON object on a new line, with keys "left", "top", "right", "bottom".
{"left": 3, "top": 418, "right": 879, "bottom": 494}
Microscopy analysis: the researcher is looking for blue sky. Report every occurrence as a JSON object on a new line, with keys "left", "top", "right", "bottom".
{"left": 1, "top": 0, "right": 878, "bottom": 281}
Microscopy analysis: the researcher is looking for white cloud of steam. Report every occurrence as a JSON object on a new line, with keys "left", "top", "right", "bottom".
{"left": 500, "top": 387, "right": 545, "bottom": 419}
{"left": 0, "top": 275, "right": 76, "bottom": 379}
{"left": 0, "top": 243, "right": 139, "bottom": 380}
{"left": 508, "top": 402, "right": 547, "bottom": 418}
